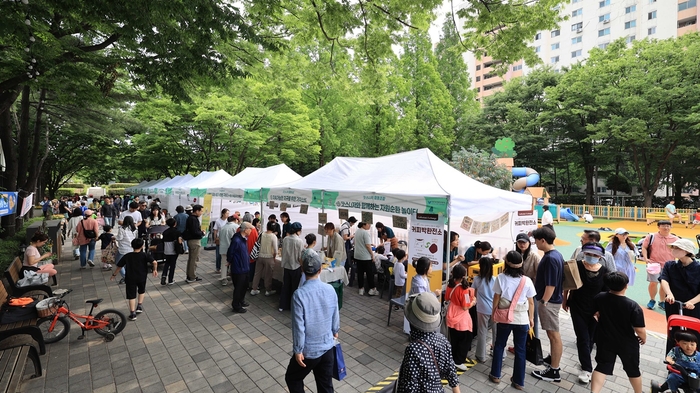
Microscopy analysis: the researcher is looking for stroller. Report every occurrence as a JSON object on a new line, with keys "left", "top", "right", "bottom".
{"left": 144, "top": 225, "right": 167, "bottom": 266}
{"left": 651, "top": 304, "right": 700, "bottom": 393}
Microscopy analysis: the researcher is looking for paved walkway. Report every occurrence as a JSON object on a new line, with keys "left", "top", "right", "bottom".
{"left": 19, "top": 244, "right": 670, "bottom": 393}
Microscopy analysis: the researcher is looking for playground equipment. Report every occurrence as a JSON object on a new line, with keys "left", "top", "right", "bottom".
{"left": 511, "top": 167, "right": 540, "bottom": 193}
{"left": 560, "top": 207, "right": 580, "bottom": 221}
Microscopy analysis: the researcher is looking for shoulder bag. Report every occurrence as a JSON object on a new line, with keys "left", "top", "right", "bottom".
{"left": 563, "top": 259, "right": 583, "bottom": 291}
{"left": 81, "top": 220, "right": 97, "bottom": 239}
{"left": 493, "top": 277, "right": 526, "bottom": 324}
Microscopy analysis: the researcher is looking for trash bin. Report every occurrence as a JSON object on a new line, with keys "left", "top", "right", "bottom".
{"left": 329, "top": 280, "right": 343, "bottom": 310}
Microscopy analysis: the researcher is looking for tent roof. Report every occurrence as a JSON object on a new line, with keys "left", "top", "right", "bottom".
{"left": 219, "top": 164, "right": 302, "bottom": 189}
{"left": 177, "top": 169, "right": 234, "bottom": 190}
{"left": 271, "top": 148, "right": 531, "bottom": 217}
{"left": 157, "top": 174, "right": 194, "bottom": 189}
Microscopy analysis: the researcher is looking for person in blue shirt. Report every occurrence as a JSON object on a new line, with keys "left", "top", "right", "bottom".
{"left": 285, "top": 251, "right": 340, "bottom": 393}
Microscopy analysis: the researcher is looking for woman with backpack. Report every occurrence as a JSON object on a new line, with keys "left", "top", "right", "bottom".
{"left": 76, "top": 209, "right": 99, "bottom": 269}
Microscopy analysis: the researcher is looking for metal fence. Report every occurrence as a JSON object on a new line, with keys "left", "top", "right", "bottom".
{"left": 562, "top": 204, "right": 695, "bottom": 221}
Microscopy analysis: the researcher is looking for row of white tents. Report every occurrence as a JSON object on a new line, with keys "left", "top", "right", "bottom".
{"left": 125, "top": 149, "right": 535, "bottom": 252}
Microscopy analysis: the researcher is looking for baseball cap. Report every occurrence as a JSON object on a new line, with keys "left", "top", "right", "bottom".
{"left": 185, "top": 205, "right": 193, "bottom": 212}
{"left": 668, "top": 238, "right": 696, "bottom": 254}
{"left": 290, "top": 222, "right": 302, "bottom": 232}
{"left": 614, "top": 228, "right": 629, "bottom": 235}
{"left": 581, "top": 242, "right": 605, "bottom": 257}
{"left": 515, "top": 233, "right": 530, "bottom": 243}
{"left": 302, "top": 252, "right": 322, "bottom": 275}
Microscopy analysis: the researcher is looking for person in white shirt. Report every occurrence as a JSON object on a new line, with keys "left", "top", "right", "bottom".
{"left": 583, "top": 211, "right": 594, "bottom": 223}
{"left": 213, "top": 209, "right": 229, "bottom": 274}
{"left": 541, "top": 205, "right": 554, "bottom": 233}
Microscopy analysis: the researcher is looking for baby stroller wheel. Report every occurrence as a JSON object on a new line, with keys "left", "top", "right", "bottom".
{"left": 650, "top": 380, "right": 666, "bottom": 393}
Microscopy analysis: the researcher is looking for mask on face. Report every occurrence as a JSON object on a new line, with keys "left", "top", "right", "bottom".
{"left": 583, "top": 255, "right": 599, "bottom": 265}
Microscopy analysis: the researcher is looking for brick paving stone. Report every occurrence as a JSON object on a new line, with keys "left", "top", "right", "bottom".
{"left": 16, "top": 242, "right": 671, "bottom": 392}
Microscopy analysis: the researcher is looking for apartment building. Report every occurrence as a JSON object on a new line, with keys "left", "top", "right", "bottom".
{"left": 469, "top": 0, "right": 698, "bottom": 101}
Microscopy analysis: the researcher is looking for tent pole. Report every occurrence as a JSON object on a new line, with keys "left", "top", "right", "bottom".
{"left": 320, "top": 191, "right": 325, "bottom": 252}
{"left": 445, "top": 195, "right": 451, "bottom": 280}
{"left": 259, "top": 188, "right": 264, "bottom": 224}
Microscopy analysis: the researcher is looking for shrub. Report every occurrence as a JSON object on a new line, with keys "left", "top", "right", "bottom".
{"left": 53, "top": 188, "right": 82, "bottom": 198}
{"left": 107, "top": 188, "right": 127, "bottom": 196}
{"left": 108, "top": 183, "right": 138, "bottom": 189}
{"left": 0, "top": 216, "right": 44, "bottom": 271}
{"left": 62, "top": 182, "right": 86, "bottom": 189}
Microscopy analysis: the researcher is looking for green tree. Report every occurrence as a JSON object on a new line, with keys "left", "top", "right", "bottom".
{"left": 447, "top": 147, "right": 512, "bottom": 190}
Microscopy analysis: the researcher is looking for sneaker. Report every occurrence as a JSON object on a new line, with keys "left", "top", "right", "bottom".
{"left": 161, "top": 278, "right": 166, "bottom": 286}
{"left": 531, "top": 367, "right": 561, "bottom": 382}
{"left": 250, "top": 290, "right": 260, "bottom": 296}
{"left": 368, "top": 288, "right": 379, "bottom": 296}
{"left": 241, "top": 301, "right": 250, "bottom": 308}
{"left": 80, "top": 266, "right": 87, "bottom": 270}
{"left": 265, "top": 290, "right": 277, "bottom": 296}
{"left": 233, "top": 307, "right": 247, "bottom": 314}
{"left": 186, "top": 277, "right": 203, "bottom": 283}
{"left": 278, "top": 308, "right": 284, "bottom": 312}
{"left": 103, "top": 265, "right": 112, "bottom": 270}
{"left": 168, "top": 281, "right": 174, "bottom": 286}
{"left": 87, "top": 260, "right": 95, "bottom": 267}
{"left": 118, "top": 278, "right": 125, "bottom": 285}
{"left": 542, "top": 355, "right": 551, "bottom": 366}
{"left": 136, "top": 305, "right": 143, "bottom": 314}
{"left": 221, "top": 279, "right": 227, "bottom": 286}
{"left": 455, "top": 363, "right": 467, "bottom": 371}
{"left": 359, "top": 288, "right": 364, "bottom": 296}
{"left": 647, "top": 299, "right": 656, "bottom": 309}
{"left": 128, "top": 313, "right": 137, "bottom": 321}
{"left": 215, "top": 270, "right": 221, "bottom": 274}
{"left": 578, "top": 371, "right": 591, "bottom": 384}
{"left": 658, "top": 301, "right": 666, "bottom": 310}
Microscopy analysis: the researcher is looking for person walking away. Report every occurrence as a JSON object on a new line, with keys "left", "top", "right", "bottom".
{"left": 217, "top": 216, "right": 239, "bottom": 286}
{"left": 531, "top": 227, "right": 565, "bottom": 383}
{"left": 174, "top": 205, "right": 189, "bottom": 253}
{"left": 110, "top": 238, "right": 157, "bottom": 321}
{"left": 76, "top": 209, "right": 99, "bottom": 269}
{"left": 23, "top": 232, "right": 58, "bottom": 277}
{"left": 67, "top": 207, "right": 84, "bottom": 260}
{"left": 97, "top": 225, "right": 116, "bottom": 270}
{"left": 473, "top": 257, "right": 497, "bottom": 363}
{"left": 590, "top": 271, "right": 646, "bottom": 393}
{"left": 606, "top": 228, "right": 637, "bottom": 286}
{"left": 324, "top": 223, "right": 346, "bottom": 267}
{"left": 212, "top": 209, "right": 229, "bottom": 274}
{"left": 251, "top": 221, "right": 278, "bottom": 296}
{"left": 339, "top": 216, "right": 357, "bottom": 285}
{"left": 161, "top": 218, "right": 182, "bottom": 286}
{"left": 541, "top": 205, "right": 554, "bottom": 234}
{"left": 396, "top": 292, "right": 461, "bottom": 393}
{"left": 488, "top": 251, "right": 536, "bottom": 391}
{"left": 445, "top": 264, "right": 477, "bottom": 370}
{"left": 354, "top": 222, "right": 378, "bottom": 296}
{"left": 228, "top": 222, "right": 252, "bottom": 313}
{"left": 642, "top": 220, "right": 678, "bottom": 310}
{"left": 182, "top": 204, "right": 205, "bottom": 283}
{"left": 562, "top": 242, "right": 609, "bottom": 384}
{"left": 115, "top": 216, "right": 139, "bottom": 284}
{"left": 659, "top": 238, "right": 700, "bottom": 353}
{"left": 279, "top": 222, "right": 305, "bottom": 312}
{"left": 285, "top": 252, "right": 340, "bottom": 393}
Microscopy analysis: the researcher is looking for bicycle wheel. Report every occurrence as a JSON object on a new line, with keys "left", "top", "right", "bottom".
{"left": 93, "top": 309, "right": 127, "bottom": 336}
{"left": 37, "top": 316, "right": 70, "bottom": 343}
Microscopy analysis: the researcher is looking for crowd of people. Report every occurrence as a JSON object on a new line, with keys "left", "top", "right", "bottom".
{"left": 33, "top": 193, "right": 700, "bottom": 392}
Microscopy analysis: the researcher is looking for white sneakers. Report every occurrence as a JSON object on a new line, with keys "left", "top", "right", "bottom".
{"left": 250, "top": 290, "right": 260, "bottom": 296}
{"left": 265, "top": 290, "right": 276, "bottom": 296}
{"left": 368, "top": 288, "right": 379, "bottom": 296}
{"left": 221, "top": 279, "right": 227, "bottom": 286}
{"left": 455, "top": 363, "right": 468, "bottom": 371}
{"left": 578, "top": 371, "right": 591, "bottom": 384}
{"left": 358, "top": 288, "right": 364, "bottom": 296}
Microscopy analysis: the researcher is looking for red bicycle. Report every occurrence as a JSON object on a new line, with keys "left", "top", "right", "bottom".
{"left": 36, "top": 288, "right": 127, "bottom": 343}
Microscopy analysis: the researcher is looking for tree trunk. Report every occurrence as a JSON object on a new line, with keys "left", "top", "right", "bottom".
{"left": 25, "top": 89, "right": 48, "bottom": 196}
{"left": 16, "top": 86, "right": 31, "bottom": 190}
{"left": 0, "top": 107, "right": 18, "bottom": 237}
{"left": 585, "top": 164, "right": 594, "bottom": 205}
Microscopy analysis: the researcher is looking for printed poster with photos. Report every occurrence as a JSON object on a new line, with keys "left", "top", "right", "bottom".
{"left": 460, "top": 213, "right": 511, "bottom": 235}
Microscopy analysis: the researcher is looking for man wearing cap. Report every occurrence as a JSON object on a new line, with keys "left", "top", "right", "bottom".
{"left": 339, "top": 217, "right": 357, "bottom": 285}
{"left": 285, "top": 251, "right": 340, "bottom": 393}
{"left": 642, "top": 220, "right": 678, "bottom": 310}
{"left": 397, "top": 292, "right": 460, "bottom": 393}
{"left": 571, "top": 230, "right": 617, "bottom": 274}
{"left": 279, "top": 222, "right": 305, "bottom": 312}
{"left": 659, "top": 238, "right": 700, "bottom": 352}
{"left": 229, "top": 222, "right": 253, "bottom": 313}
{"left": 182, "top": 204, "right": 206, "bottom": 282}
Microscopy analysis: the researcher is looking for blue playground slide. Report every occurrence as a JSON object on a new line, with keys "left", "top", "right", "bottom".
{"left": 560, "top": 207, "right": 580, "bottom": 221}
{"left": 512, "top": 167, "right": 540, "bottom": 193}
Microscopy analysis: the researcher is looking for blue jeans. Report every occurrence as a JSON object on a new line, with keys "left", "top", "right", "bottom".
{"left": 215, "top": 245, "right": 222, "bottom": 271}
{"left": 79, "top": 240, "right": 96, "bottom": 267}
{"left": 490, "top": 323, "right": 529, "bottom": 387}
{"left": 668, "top": 360, "right": 700, "bottom": 392}
{"left": 115, "top": 251, "right": 126, "bottom": 278}
{"left": 103, "top": 217, "right": 112, "bottom": 227}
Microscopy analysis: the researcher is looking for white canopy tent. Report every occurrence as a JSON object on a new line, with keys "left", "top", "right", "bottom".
{"left": 145, "top": 177, "right": 171, "bottom": 194}
{"left": 125, "top": 180, "right": 149, "bottom": 194}
{"left": 154, "top": 175, "right": 193, "bottom": 197}
{"left": 167, "top": 169, "right": 234, "bottom": 210}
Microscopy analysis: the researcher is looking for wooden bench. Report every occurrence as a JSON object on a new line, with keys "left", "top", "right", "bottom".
{"left": 0, "top": 280, "right": 46, "bottom": 392}
{"left": 646, "top": 211, "right": 684, "bottom": 225}
{"left": 4, "top": 258, "right": 54, "bottom": 298}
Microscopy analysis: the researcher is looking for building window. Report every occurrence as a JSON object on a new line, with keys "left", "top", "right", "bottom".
{"left": 625, "top": 5, "right": 636, "bottom": 13}
{"left": 483, "top": 82, "right": 503, "bottom": 91}
{"left": 572, "top": 8, "right": 583, "bottom": 16}
{"left": 599, "top": 13, "right": 611, "bottom": 22}
{"left": 678, "top": 17, "right": 698, "bottom": 28}
{"left": 551, "top": 56, "right": 559, "bottom": 63}
{"left": 625, "top": 20, "right": 636, "bottom": 29}
{"left": 599, "top": 0, "right": 610, "bottom": 7}
{"left": 598, "top": 28, "right": 611, "bottom": 36}
{"left": 476, "top": 65, "right": 481, "bottom": 71}
{"left": 484, "top": 72, "right": 496, "bottom": 80}
{"left": 535, "top": 32, "right": 542, "bottom": 40}
{"left": 572, "top": 49, "right": 582, "bottom": 57}
{"left": 476, "top": 76, "right": 481, "bottom": 82}
{"left": 599, "top": 42, "right": 610, "bottom": 49}
{"left": 626, "top": 35, "right": 636, "bottom": 43}
{"left": 679, "top": 0, "right": 697, "bottom": 11}
{"left": 571, "top": 22, "right": 583, "bottom": 31}
{"left": 648, "top": 26, "right": 656, "bottom": 34}
{"left": 512, "top": 64, "right": 523, "bottom": 71}
{"left": 572, "top": 36, "right": 583, "bottom": 44}
{"left": 535, "top": 46, "right": 541, "bottom": 53}
{"left": 551, "top": 29, "right": 560, "bottom": 37}
{"left": 551, "top": 43, "right": 560, "bottom": 50}
{"left": 648, "top": 10, "right": 657, "bottom": 19}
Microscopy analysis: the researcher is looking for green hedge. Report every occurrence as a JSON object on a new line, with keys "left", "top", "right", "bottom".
{"left": 107, "top": 188, "right": 127, "bottom": 196}
{"left": 108, "top": 183, "right": 138, "bottom": 189}
{"left": 0, "top": 216, "right": 45, "bottom": 271}
{"left": 63, "top": 182, "right": 86, "bottom": 189}
{"left": 53, "top": 188, "right": 83, "bottom": 198}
